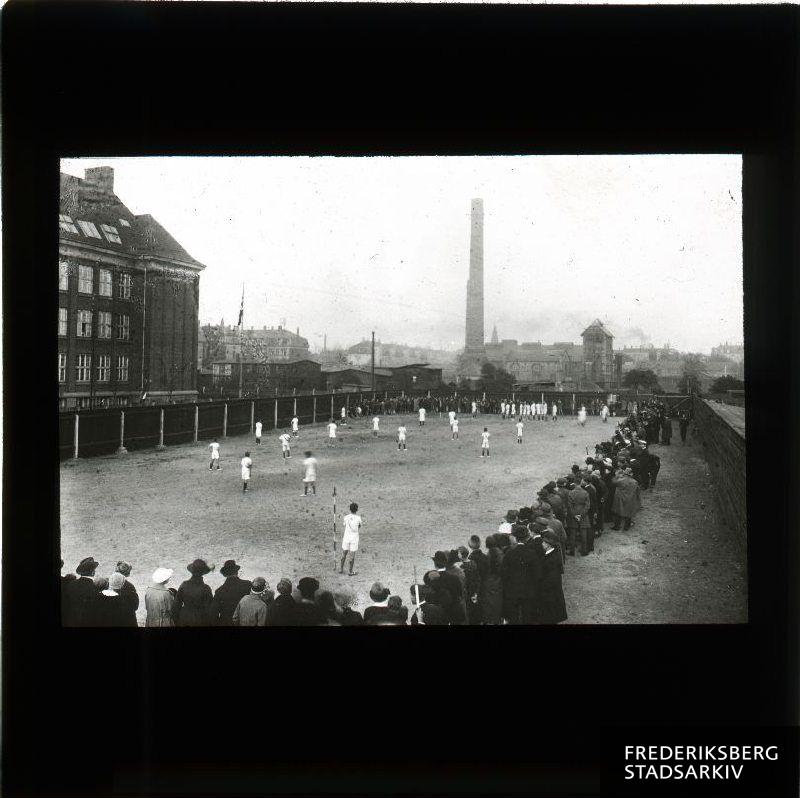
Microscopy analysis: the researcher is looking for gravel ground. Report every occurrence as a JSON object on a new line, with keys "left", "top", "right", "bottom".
{"left": 59, "top": 413, "right": 747, "bottom": 625}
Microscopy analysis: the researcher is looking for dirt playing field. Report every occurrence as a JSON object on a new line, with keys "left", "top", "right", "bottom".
{"left": 59, "top": 412, "right": 747, "bottom": 625}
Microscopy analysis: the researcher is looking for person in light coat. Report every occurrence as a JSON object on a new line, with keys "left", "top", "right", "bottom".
{"left": 611, "top": 469, "right": 642, "bottom": 530}
{"left": 145, "top": 567, "right": 177, "bottom": 627}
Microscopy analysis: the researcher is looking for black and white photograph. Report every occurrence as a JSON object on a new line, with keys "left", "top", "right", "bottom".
{"left": 57, "top": 154, "right": 746, "bottom": 627}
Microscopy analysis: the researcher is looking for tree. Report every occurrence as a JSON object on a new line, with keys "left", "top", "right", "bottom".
{"left": 622, "top": 368, "right": 662, "bottom": 393}
{"left": 678, "top": 353, "right": 705, "bottom": 395}
{"left": 478, "top": 361, "right": 514, "bottom": 393}
{"left": 711, "top": 375, "right": 744, "bottom": 393}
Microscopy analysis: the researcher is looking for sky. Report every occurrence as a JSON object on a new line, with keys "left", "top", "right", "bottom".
{"left": 61, "top": 155, "right": 743, "bottom": 355}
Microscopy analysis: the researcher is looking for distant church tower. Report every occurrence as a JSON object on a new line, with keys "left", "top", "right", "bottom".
{"left": 491, "top": 324, "right": 499, "bottom": 344}
{"left": 464, "top": 198, "right": 485, "bottom": 354}
{"left": 581, "top": 319, "right": 614, "bottom": 388}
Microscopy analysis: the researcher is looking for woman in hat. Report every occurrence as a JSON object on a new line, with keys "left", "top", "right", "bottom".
{"left": 174, "top": 559, "right": 215, "bottom": 626}
{"left": 95, "top": 572, "right": 138, "bottom": 627}
{"left": 145, "top": 568, "right": 177, "bottom": 627}
{"left": 538, "top": 534, "right": 568, "bottom": 625}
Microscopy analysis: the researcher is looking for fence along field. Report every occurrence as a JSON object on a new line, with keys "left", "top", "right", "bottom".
{"left": 58, "top": 388, "right": 692, "bottom": 460}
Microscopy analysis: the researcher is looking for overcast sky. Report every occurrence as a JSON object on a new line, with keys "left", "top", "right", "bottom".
{"left": 61, "top": 155, "right": 742, "bottom": 354}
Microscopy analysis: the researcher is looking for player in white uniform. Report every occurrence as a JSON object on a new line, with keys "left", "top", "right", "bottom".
{"left": 372, "top": 416, "right": 380, "bottom": 437}
{"left": 240, "top": 451, "right": 253, "bottom": 493}
{"left": 481, "top": 427, "right": 490, "bottom": 457}
{"left": 338, "top": 502, "right": 362, "bottom": 576}
{"left": 500, "top": 402, "right": 506, "bottom": 419}
{"left": 254, "top": 420, "right": 263, "bottom": 445}
{"left": 279, "top": 431, "right": 291, "bottom": 459}
{"left": 578, "top": 406, "right": 587, "bottom": 426}
{"left": 511, "top": 402, "right": 516, "bottom": 418}
{"left": 451, "top": 417, "right": 459, "bottom": 440}
{"left": 516, "top": 420, "right": 524, "bottom": 444}
{"left": 448, "top": 409, "right": 456, "bottom": 429}
{"left": 302, "top": 450, "right": 318, "bottom": 495}
{"left": 471, "top": 401, "right": 477, "bottom": 418}
{"left": 397, "top": 422, "right": 407, "bottom": 451}
{"left": 600, "top": 404, "right": 609, "bottom": 423}
{"left": 327, "top": 420, "right": 337, "bottom": 447}
{"left": 418, "top": 406, "right": 426, "bottom": 427}
{"left": 208, "top": 438, "right": 221, "bottom": 470}
{"left": 340, "top": 406, "right": 347, "bottom": 425}
{"left": 291, "top": 416, "right": 299, "bottom": 437}
{"left": 551, "top": 402, "right": 558, "bottom": 422}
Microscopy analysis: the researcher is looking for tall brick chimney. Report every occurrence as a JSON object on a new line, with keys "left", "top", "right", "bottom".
{"left": 84, "top": 166, "right": 114, "bottom": 195}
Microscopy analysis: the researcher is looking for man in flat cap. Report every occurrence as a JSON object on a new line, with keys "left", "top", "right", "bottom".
{"left": 232, "top": 577, "right": 272, "bottom": 626}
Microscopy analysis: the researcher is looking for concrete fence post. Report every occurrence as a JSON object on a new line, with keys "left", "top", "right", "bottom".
{"left": 273, "top": 398, "right": 278, "bottom": 428}
{"left": 223, "top": 403, "right": 228, "bottom": 438}
{"left": 73, "top": 414, "right": 80, "bottom": 460}
{"left": 116, "top": 411, "right": 128, "bottom": 455}
{"left": 293, "top": 397, "right": 297, "bottom": 416}
{"left": 193, "top": 404, "right": 199, "bottom": 443}
{"left": 156, "top": 407, "right": 166, "bottom": 450}
{"left": 312, "top": 395, "right": 317, "bottom": 424}
{"left": 330, "top": 394, "right": 334, "bottom": 420}
{"left": 250, "top": 400, "right": 255, "bottom": 434}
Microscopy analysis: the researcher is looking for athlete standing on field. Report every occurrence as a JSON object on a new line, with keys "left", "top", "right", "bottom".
{"left": 452, "top": 417, "right": 459, "bottom": 440}
{"left": 255, "top": 420, "right": 263, "bottom": 446}
{"left": 327, "top": 420, "right": 337, "bottom": 447}
{"left": 279, "top": 430, "right": 291, "bottom": 459}
{"left": 471, "top": 401, "right": 477, "bottom": 418}
{"left": 339, "top": 502, "right": 362, "bottom": 576}
{"left": 516, "top": 419, "right": 524, "bottom": 444}
{"left": 448, "top": 409, "right": 456, "bottom": 430}
{"left": 418, "top": 406, "right": 426, "bottom": 427}
{"left": 481, "top": 427, "right": 490, "bottom": 457}
{"left": 302, "top": 451, "right": 318, "bottom": 495}
{"left": 291, "top": 416, "right": 299, "bottom": 437}
{"left": 372, "top": 416, "right": 380, "bottom": 437}
{"left": 397, "top": 421, "right": 407, "bottom": 451}
{"left": 241, "top": 451, "right": 253, "bottom": 493}
{"left": 208, "top": 438, "right": 221, "bottom": 470}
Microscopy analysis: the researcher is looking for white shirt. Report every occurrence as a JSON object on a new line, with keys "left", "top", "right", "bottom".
{"left": 341, "top": 407, "right": 346, "bottom": 418}
{"left": 471, "top": 402, "right": 477, "bottom": 411}
{"left": 397, "top": 426, "right": 407, "bottom": 439}
{"left": 328, "top": 422, "right": 337, "bottom": 438}
{"left": 419, "top": 408, "right": 426, "bottom": 420}
{"left": 498, "top": 521, "right": 513, "bottom": 534}
{"left": 373, "top": 417, "right": 380, "bottom": 430}
{"left": 481, "top": 431, "right": 490, "bottom": 446}
{"left": 240, "top": 456, "right": 252, "bottom": 479}
{"left": 452, "top": 419, "right": 459, "bottom": 431}
{"left": 516, "top": 422, "right": 524, "bottom": 435}
{"left": 552, "top": 404, "right": 558, "bottom": 414}
{"left": 279, "top": 433, "right": 291, "bottom": 448}
{"left": 303, "top": 456, "right": 318, "bottom": 480}
{"left": 291, "top": 417, "right": 299, "bottom": 430}
{"left": 343, "top": 513, "right": 362, "bottom": 538}
{"left": 209, "top": 441, "right": 220, "bottom": 458}
{"left": 448, "top": 411, "right": 456, "bottom": 422}
{"left": 255, "top": 422, "right": 263, "bottom": 436}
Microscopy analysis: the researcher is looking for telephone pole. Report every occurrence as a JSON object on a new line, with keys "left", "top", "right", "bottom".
{"left": 371, "top": 331, "right": 375, "bottom": 392}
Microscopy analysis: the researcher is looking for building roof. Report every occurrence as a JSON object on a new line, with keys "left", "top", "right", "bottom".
{"left": 211, "top": 358, "right": 320, "bottom": 367}
{"left": 60, "top": 169, "right": 205, "bottom": 271}
{"left": 581, "top": 319, "right": 614, "bottom": 338}
{"left": 323, "top": 367, "right": 393, "bottom": 377}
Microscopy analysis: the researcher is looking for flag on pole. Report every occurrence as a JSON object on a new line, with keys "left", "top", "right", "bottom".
{"left": 237, "top": 284, "right": 245, "bottom": 328}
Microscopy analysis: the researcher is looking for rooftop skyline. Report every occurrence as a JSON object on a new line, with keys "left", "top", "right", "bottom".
{"left": 61, "top": 155, "right": 744, "bottom": 354}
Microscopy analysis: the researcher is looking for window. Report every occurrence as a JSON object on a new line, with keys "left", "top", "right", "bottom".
{"left": 58, "top": 307, "right": 68, "bottom": 337}
{"left": 76, "top": 354, "right": 92, "bottom": 382}
{"left": 76, "top": 309, "right": 92, "bottom": 338}
{"left": 98, "top": 268, "right": 112, "bottom": 296}
{"left": 78, "top": 264, "right": 93, "bottom": 294}
{"left": 119, "top": 218, "right": 131, "bottom": 228}
{"left": 118, "top": 272, "right": 131, "bottom": 299}
{"left": 59, "top": 260, "right": 69, "bottom": 290}
{"left": 116, "top": 314, "right": 130, "bottom": 340}
{"left": 97, "top": 355, "right": 111, "bottom": 382}
{"left": 100, "top": 224, "right": 122, "bottom": 244}
{"left": 76, "top": 220, "right": 101, "bottom": 238}
{"left": 98, "top": 311, "right": 112, "bottom": 339}
{"left": 58, "top": 353, "right": 67, "bottom": 383}
{"left": 59, "top": 214, "right": 79, "bottom": 235}
{"left": 117, "top": 355, "right": 129, "bottom": 382}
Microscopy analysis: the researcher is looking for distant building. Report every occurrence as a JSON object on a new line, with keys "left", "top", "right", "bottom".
{"left": 59, "top": 167, "right": 205, "bottom": 409}
{"left": 203, "top": 358, "right": 324, "bottom": 395}
{"left": 323, "top": 367, "right": 392, "bottom": 392}
{"left": 346, "top": 339, "right": 457, "bottom": 369}
{"left": 198, "top": 323, "right": 310, "bottom": 371}
{"left": 711, "top": 342, "right": 744, "bottom": 364}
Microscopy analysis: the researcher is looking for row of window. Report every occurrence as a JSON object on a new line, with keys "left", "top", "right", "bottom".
{"left": 59, "top": 261, "right": 132, "bottom": 298}
{"left": 59, "top": 215, "right": 125, "bottom": 244}
{"left": 59, "top": 308, "right": 130, "bottom": 340}
{"left": 59, "top": 354, "right": 129, "bottom": 383}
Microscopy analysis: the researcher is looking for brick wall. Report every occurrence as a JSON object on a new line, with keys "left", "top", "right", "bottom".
{"left": 693, "top": 397, "right": 746, "bottom": 549}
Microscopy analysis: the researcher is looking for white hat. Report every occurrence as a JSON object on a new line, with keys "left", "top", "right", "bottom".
{"left": 152, "top": 567, "right": 173, "bottom": 584}
{"left": 603, "top": 458, "right": 613, "bottom": 467}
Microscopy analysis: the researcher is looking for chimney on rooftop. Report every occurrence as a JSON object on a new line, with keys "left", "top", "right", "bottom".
{"left": 84, "top": 166, "right": 114, "bottom": 195}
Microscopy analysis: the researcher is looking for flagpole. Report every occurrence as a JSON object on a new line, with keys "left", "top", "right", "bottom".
{"left": 238, "top": 284, "right": 245, "bottom": 399}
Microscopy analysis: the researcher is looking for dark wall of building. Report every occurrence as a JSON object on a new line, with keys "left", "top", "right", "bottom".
{"left": 693, "top": 398, "right": 746, "bottom": 551}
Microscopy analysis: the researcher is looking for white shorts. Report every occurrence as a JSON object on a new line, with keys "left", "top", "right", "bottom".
{"left": 282, "top": 445, "right": 290, "bottom": 451}
{"left": 341, "top": 535, "right": 359, "bottom": 552}
{"left": 211, "top": 452, "right": 220, "bottom": 460}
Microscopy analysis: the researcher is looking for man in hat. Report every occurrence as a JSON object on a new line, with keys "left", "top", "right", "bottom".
{"left": 500, "top": 525, "right": 541, "bottom": 624}
{"left": 267, "top": 578, "right": 297, "bottom": 626}
{"left": 566, "top": 479, "right": 592, "bottom": 556}
{"left": 661, "top": 414, "right": 673, "bottom": 445}
{"left": 175, "top": 559, "right": 215, "bottom": 626}
{"left": 64, "top": 556, "right": 101, "bottom": 626}
{"left": 294, "top": 577, "right": 325, "bottom": 625}
{"left": 610, "top": 468, "right": 641, "bottom": 530}
{"left": 145, "top": 567, "right": 176, "bottom": 627}
{"left": 115, "top": 561, "right": 139, "bottom": 618}
{"left": 679, "top": 412, "right": 690, "bottom": 444}
{"left": 302, "top": 450, "right": 318, "bottom": 495}
{"left": 363, "top": 582, "right": 393, "bottom": 624}
{"left": 232, "top": 577, "right": 271, "bottom": 626}
{"left": 339, "top": 502, "right": 362, "bottom": 576}
{"left": 432, "top": 551, "right": 466, "bottom": 624}
{"left": 212, "top": 560, "right": 252, "bottom": 625}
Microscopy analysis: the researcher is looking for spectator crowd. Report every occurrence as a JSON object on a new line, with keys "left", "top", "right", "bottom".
{"left": 61, "top": 401, "right": 686, "bottom": 626}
